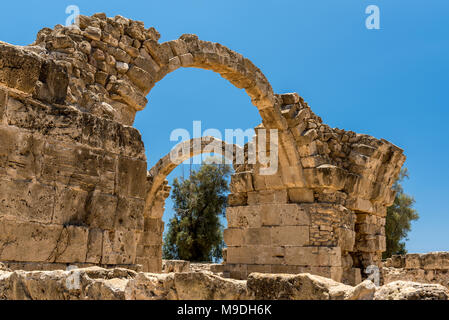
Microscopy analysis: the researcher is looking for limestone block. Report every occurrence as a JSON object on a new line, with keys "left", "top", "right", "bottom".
{"left": 226, "top": 206, "right": 261, "bottom": 228}
{"left": 226, "top": 246, "right": 284, "bottom": 265}
{"left": 223, "top": 228, "right": 245, "bottom": 247}
{"left": 52, "top": 226, "right": 89, "bottom": 264}
{"left": 162, "top": 260, "right": 190, "bottom": 273}
{"left": 347, "top": 197, "right": 376, "bottom": 214}
{"left": 228, "top": 193, "right": 248, "bottom": 207}
{"left": 230, "top": 172, "right": 254, "bottom": 193}
{"left": 280, "top": 93, "right": 300, "bottom": 105}
{"left": 224, "top": 228, "right": 272, "bottom": 247}
{"left": 34, "top": 59, "right": 69, "bottom": 104}
{"left": 140, "top": 230, "right": 163, "bottom": 247}
{"left": 405, "top": 254, "right": 423, "bottom": 269}
{"left": 337, "top": 228, "right": 356, "bottom": 252}
{"left": 284, "top": 247, "right": 342, "bottom": 267}
{"left": 115, "top": 197, "right": 145, "bottom": 231}
{"left": 271, "top": 226, "right": 309, "bottom": 246}
{"left": 247, "top": 264, "right": 272, "bottom": 275}
{"left": 247, "top": 272, "right": 349, "bottom": 300}
{"left": 287, "top": 188, "right": 314, "bottom": 203}
{"left": 247, "top": 189, "right": 288, "bottom": 205}
{"left": 179, "top": 53, "right": 194, "bottom": 67}
{"left": 116, "top": 157, "right": 147, "bottom": 199}
{"left": 86, "top": 228, "right": 103, "bottom": 264}
{"left": 0, "top": 126, "right": 41, "bottom": 181}
{"left": 144, "top": 218, "right": 164, "bottom": 235}
{"left": 421, "top": 252, "right": 449, "bottom": 270}
{"left": 300, "top": 155, "right": 328, "bottom": 168}
{"left": 298, "top": 141, "right": 318, "bottom": 157}
{"left": 53, "top": 187, "right": 89, "bottom": 225}
{"left": 168, "top": 39, "right": 188, "bottom": 56}
{"left": 0, "top": 86, "right": 8, "bottom": 122}
{"left": 245, "top": 228, "right": 272, "bottom": 246}
{"left": 226, "top": 247, "right": 256, "bottom": 265}
{"left": 140, "top": 245, "right": 162, "bottom": 259}
{"left": 173, "top": 272, "right": 248, "bottom": 300}
{"left": 0, "top": 219, "right": 87, "bottom": 263}
{"left": 0, "top": 179, "right": 55, "bottom": 224}
{"left": 126, "top": 65, "right": 153, "bottom": 92}
{"left": 102, "top": 230, "right": 139, "bottom": 265}
{"left": 356, "top": 235, "right": 386, "bottom": 253}
{"left": 143, "top": 40, "right": 173, "bottom": 66}
{"left": 279, "top": 204, "right": 311, "bottom": 226}
{"left": 342, "top": 268, "right": 362, "bottom": 286}
{"left": 85, "top": 192, "right": 118, "bottom": 230}
{"left": 110, "top": 80, "right": 148, "bottom": 111}
{"left": 134, "top": 53, "right": 160, "bottom": 75}
{"left": 304, "top": 165, "right": 347, "bottom": 190}
{"left": 42, "top": 144, "right": 110, "bottom": 191}
{"left": 84, "top": 26, "right": 102, "bottom": 41}
{"left": 390, "top": 255, "right": 405, "bottom": 268}
{"left": 0, "top": 42, "right": 42, "bottom": 93}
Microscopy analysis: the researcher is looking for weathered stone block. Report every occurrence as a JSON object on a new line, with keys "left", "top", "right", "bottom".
{"left": 116, "top": 157, "right": 147, "bottom": 199}
{"left": 0, "top": 42, "right": 42, "bottom": 93}
{"left": 0, "top": 179, "right": 55, "bottom": 224}
{"left": 226, "top": 206, "right": 261, "bottom": 228}
{"left": 245, "top": 228, "right": 272, "bottom": 246}
{"left": 53, "top": 187, "right": 89, "bottom": 225}
{"left": 0, "top": 219, "right": 88, "bottom": 263}
{"left": 227, "top": 193, "right": 247, "bottom": 207}
{"left": 247, "top": 189, "right": 288, "bottom": 205}
{"left": 86, "top": 228, "right": 103, "bottom": 264}
{"left": 304, "top": 165, "right": 347, "bottom": 190}
{"left": 115, "top": 197, "right": 145, "bottom": 231}
{"left": 230, "top": 172, "right": 254, "bottom": 193}
{"left": 0, "top": 86, "right": 7, "bottom": 122}
{"left": 223, "top": 228, "right": 245, "bottom": 247}
{"left": 53, "top": 226, "right": 89, "bottom": 264}
{"left": 284, "top": 247, "right": 342, "bottom": 267}
{"left": 0, "top": 125, "right": 41, "bottom": 180}
{"left": 405, "top": 254, "right": 423, "bottom": 269}
{"left": 102, "top": 230, "right": 139, "bottom": 265}
{"left": 271, "top": 226, "right": 309, "bottom": 246}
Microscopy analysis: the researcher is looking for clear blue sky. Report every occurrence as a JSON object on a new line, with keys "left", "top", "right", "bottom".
{"left": 1, "top": 0, "right": 448, "bottom": 253}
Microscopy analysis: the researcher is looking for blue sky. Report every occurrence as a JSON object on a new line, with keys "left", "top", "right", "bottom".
{"left": 1, "top": 1, "right": 448, "bottom": 253}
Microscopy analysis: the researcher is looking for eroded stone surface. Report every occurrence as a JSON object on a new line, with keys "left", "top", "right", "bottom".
{"left": 374, "top": 281, "right": 449, "bottom": 300}
{"left": 382, "top": 252, "right": 449, "bottom": 289}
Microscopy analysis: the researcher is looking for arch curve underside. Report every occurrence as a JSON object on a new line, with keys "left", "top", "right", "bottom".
{"left": 0, "top": 13, "right": 406, "bottom": 284}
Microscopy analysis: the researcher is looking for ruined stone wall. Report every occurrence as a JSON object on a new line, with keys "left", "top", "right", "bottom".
{"left": 383, "top": 252, "right": 449, "bottom": 289}
{"left": 0, "top": 83, "right": 147, "bottom": 270}
{"left": 0, "top": 13, "right": 406, "bottom": 284}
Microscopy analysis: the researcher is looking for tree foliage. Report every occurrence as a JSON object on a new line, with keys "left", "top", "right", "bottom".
{"left": 163, "top": 160, "right": 232, "bottom": 262}
{"left": 383, "top": 168, "right": 419, "bottom": 259}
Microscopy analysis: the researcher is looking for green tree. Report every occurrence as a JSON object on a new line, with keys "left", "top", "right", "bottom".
{"left": 383, "top": 168, "right": 419, "bottom": 259}
{"left": 163, "top": 159, "right": 232, "bottom": 262}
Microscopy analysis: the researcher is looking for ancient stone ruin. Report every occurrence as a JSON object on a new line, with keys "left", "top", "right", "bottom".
{"left": 0, "top": 13, "right": 406, "bottom": 286}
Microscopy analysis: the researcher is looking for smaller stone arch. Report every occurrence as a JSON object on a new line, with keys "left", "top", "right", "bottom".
{"left": 138, "top": 136, "right": 243, "bottom": 272}
{"left": 144, "top": 136, "right": 244, "bottom": 213}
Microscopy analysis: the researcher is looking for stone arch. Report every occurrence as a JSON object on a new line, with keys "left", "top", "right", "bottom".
{"left": 145, "top": 136, "right": 244, "bottom": 212}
